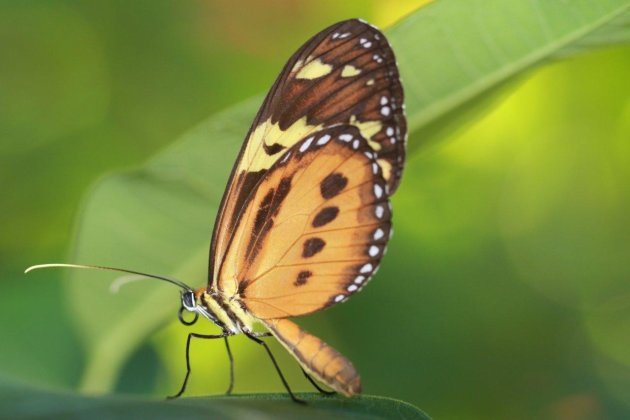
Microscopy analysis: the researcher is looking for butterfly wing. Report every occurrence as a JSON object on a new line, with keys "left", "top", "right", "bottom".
{"left": 218, "top": 126, "right": 393, "bottom": 317}
{"left": 208, "top": 19, "right": 406, "bottom": 290}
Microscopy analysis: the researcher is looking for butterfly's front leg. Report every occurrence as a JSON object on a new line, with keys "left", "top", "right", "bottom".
{"left": 167, "top": 330, "right": 234, "bottom": 399}
{"left": 223, "top": 335, "right": 234, "bottom": 395}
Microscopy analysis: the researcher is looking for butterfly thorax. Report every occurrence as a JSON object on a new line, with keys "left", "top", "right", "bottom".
{"left": 196, "top": 287, "right": 255, "bottom": 334}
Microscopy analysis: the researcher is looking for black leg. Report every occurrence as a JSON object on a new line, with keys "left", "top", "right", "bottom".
{"left": 256, "top": 334, "right": 333, "bottom": 396}
{"left": 302, "top": 368, "right": 336, "bottom": 396}
{"left": 167, "top": 332, "right": 228, "bottom": 399}
{"left": 244, "top": 331, "right": 305, "bottom": 404}
{"left": 223, "top": 336, "right": 234, "bottom": 395}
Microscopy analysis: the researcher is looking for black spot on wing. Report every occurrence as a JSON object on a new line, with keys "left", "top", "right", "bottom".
{"left": 302, "top": 237, "right": 325, "bottom": 258}
{"left": 320, "top": 172, "right": 348, "bottom": 199}
{"left": 263, "top": 142, "right": 285, "bottom": 155}
{"left": 312, "top": 206, "right": 339, "bottom": 227}
{"left": 294, "top": 270, "right": 312, "bottom": 287}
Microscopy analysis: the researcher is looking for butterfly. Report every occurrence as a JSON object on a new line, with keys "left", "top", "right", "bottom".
{"left": 27, "top": 18, "right": 406, "bottom": 402}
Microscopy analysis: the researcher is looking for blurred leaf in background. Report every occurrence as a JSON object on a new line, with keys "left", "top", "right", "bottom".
{"left": 1, "top": 0, "right": 629, "bottom": 419}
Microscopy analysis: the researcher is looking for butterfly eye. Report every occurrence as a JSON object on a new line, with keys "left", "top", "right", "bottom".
{"left": 179, "top": 290, "right": 199, "bottom": 326}
{"left": 181, "top": 290, "right": 197, "bottom": 311}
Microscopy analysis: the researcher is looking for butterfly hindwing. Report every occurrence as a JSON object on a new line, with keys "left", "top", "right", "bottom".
{"left": 208, "top": 19, "right": 405, "bottom": 289}
{"left": 215, "top": 126, "right": 392, "bottom": 317}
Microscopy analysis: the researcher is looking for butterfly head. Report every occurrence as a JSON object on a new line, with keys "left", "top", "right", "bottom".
{"left": 176, "top": 286, "right": 231, "bottom": 331}
{"left": 177, "top": 288, "right": 201, "bottom": 326}
{"left": 181, "top": 289, "right": 197, "bottom": 311}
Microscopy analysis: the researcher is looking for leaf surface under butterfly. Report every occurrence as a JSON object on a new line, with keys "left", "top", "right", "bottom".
{"left": 0, "top": 375, "right": 430, "bottom": 420}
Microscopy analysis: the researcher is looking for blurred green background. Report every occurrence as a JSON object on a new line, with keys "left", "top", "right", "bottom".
{"left": 1, "top": 1, "right": 629, "bottom": 419}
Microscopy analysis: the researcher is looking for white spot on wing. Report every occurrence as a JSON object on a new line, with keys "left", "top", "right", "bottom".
{"left": 347, "top": 284, "right": 358, "bottom": 292}
{"left": 380, "top": 96, "right": 388, "bottom": 105}
{"left": 369, "top": 245, "right": 379, "bottom": 257}
{"left": 358, "top": 37, "right": 373, "bottom": 48}
{"left": 373, "top": 228, "right": 384, "bottom": 240}
{"left": 354, "top": 275, "right": 365, "bottom": 284}
{"left": 375, "top": 205, "right": 384, "bottom": 219}
{"left": 360, "top": 264, "right": 372, "bottom": 273}
{"left": 317, "top": 134, "right": 331, "bottom": 145}
{"left": 352, "top": 139, "right": 360, "bottom": 149}
{"left": 386, "top": 127, "right": 394, "bottom": 136}
{"left": 359, "top": 38, "right": 372, "bottom": 48}
{"left": 334, "top": 294, "right": 345, "bottom": 302}
{"left": 374, "top": 184, "right": 383, "bottom": 198}
{"left": 339, "top": 134, "right": 353, "bottom": 142}
{"left": 299, "top": 136, "right": 314, "bottom": 152}
{"left": 381, "top": 106, "right": 391, "bottom": 116}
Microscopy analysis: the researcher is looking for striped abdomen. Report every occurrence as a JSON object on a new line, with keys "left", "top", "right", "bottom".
{"left": 263, "top": 318, "right": 361, "bottom": 396}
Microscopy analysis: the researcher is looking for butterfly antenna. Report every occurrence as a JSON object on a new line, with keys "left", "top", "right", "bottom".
{"left": 24, "top": 263, "right": 193, "bottom": 291}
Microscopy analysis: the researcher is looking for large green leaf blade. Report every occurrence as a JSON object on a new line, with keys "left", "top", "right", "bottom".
{"left": 392, "top": 0, "right": 630, "bottom": 149}
{"left": 57, "top": 0, "right": 630, "bottom": 393}
{"left": 0, "top": 375, "right": 429, "bottom": 420}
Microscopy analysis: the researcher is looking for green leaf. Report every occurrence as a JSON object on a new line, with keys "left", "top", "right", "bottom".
{"left": 55, "top": 0, "right": 630, "bottom": 393}
{"left": 0, "top": 375, "right": 429, "bottom": 420}
{"left": 391, "top": 0, "right": 630, "bottom": 149}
